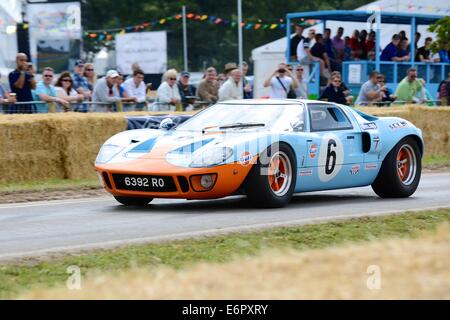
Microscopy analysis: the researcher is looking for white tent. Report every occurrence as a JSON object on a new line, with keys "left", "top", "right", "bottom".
{"left": 251, "top": 0, "right": 449, "bottom": 98}
{"left": 0, "top": 0, "right": 20, "bottom": 69}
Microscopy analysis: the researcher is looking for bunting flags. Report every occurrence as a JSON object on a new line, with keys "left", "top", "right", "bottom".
{"left": 83, "top": 12, "right": 318, "bottom": 43}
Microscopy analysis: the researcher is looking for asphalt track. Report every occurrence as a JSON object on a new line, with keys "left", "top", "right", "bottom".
{"left": 0, "top": 172, "right": 449, "bottom": 261}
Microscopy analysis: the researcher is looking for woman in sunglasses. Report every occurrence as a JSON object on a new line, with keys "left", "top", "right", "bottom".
{"left": 154, "top": 69, "right": 181, "bottom": 111}
{"left": 83, "top": 63, "right": 97, "bottom": 93}
{"left": 55, "top": 71, "right": 84, "bottom": 112}
{"left": 320, "top": 74, "right": 352, "bottom": 105}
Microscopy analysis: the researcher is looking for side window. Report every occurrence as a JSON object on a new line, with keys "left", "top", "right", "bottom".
{"left": 308, "top": 104, "right": 353, "bottom": 131}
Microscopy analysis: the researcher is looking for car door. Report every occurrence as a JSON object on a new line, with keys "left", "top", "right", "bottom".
{"left": 299, "top": 103, "right": 364, "bottom": 191}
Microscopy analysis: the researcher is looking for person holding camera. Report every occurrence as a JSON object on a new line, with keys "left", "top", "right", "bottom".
{"left": 263, "top": 63, "right": 299, "bottom": 99}
{"left": 8, "top": 53, "right": 36, "bottom": 113}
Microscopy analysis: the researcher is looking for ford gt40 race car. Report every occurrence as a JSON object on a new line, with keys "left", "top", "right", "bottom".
{"left": 95, "top": 99, "right": 423, "bottom": 208}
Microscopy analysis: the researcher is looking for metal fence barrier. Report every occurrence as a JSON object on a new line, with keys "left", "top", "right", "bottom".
{"left": 0, "top": 99, "right": 213, "bottom": 114}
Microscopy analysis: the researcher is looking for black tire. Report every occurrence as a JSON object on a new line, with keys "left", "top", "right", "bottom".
{"left": 245, "top": 143, "right": 297, "bottom": 208}
{"left": 114, "top": 196, "right": 153, "bottom": 206}
{"left": 371, "top": 137, "right": 421, "bottom": 198}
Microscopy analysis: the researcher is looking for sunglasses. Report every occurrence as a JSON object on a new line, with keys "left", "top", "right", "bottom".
{"left": 85, "top": 69, "right": 94, "bottom": 71}
{"left": 62, "top": 79, "right": 72, "bottom": 82}
{"left": 168, "top": 77, "right": 177, "bottom": 80}
{"left": 296, "top": 68, "right": 304, "bottom": 71}
{"left": 43, "top": 75, "right": 53, "bottom": 78}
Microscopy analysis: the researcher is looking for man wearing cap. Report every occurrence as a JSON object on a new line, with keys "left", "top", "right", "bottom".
{"left": 380, "top": 34, "right": 403, "bottom": 61}
{"left": 92, "top": 70, "right": 136, "bottom": 111}
{"left": 177, "top": 71, "right": 197, "bottom": 111}
{"left": 224, "top": 62, "right": 238, "bottom": 81}
{"left": 72, "top": 60, "right": 92, "bottom": 103}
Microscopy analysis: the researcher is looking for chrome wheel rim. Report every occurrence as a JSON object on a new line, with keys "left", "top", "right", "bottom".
{"left": 396, "top": 144, "right": 417, "bottom": 186}
{"left": 268, "top": 151, "right": 292, "bottom": 197}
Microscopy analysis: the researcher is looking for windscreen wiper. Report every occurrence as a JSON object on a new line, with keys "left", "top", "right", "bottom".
{"left": 218, "top": 122, "right": 265, "bottom": 130}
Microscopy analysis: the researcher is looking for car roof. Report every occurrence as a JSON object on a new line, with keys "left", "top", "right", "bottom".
{"left": 217, "top": 99, "right": 335, "bottom": 106}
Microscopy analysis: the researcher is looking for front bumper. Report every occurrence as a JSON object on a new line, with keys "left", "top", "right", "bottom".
{"left": 95, "top": 158, "right": 254, "bottom": 200}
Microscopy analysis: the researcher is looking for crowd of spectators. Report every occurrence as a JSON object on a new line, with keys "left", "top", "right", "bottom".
{"left": 1, "top": 41, "right": 450, "bottom": 114}
{"left": 290, "top": 25, "right": 449, "bottom": 84}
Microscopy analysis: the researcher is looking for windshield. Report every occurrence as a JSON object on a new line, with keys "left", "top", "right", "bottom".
{"left": 176, "top": 103, "right": 304, "bottom": 132}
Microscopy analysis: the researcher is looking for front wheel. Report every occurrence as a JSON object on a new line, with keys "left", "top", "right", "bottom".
{"left": 114, "top": 196, "right": 153, "bottom": 206}
{"left": 245, "top": 143, "right": 297, "bottom": 208}
{"left": 371, "top": 137, "right": 421, "bottom": 198}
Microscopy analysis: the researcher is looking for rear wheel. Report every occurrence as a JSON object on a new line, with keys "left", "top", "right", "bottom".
{"left": 245, "top": 143, "right": 297, "bottom": 208}
{"left": 371, "top": 137, "right": 421, "bottom": 198}
{"left": 114, "top": 196, "right": 153, "bottom": 206}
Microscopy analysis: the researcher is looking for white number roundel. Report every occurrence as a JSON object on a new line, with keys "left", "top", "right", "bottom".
{"left": 318, "top": 134, "right": 344, "bottom": 182}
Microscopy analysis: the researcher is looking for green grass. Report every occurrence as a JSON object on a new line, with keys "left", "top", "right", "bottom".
{"left": 423, "top": 155, "right": 450, "bottom": 167}
{"left": 0, "top": 208, "right": 449, "bottom": 299}
{"left": 0, "top": 178, "right": 100, "bottom": 193}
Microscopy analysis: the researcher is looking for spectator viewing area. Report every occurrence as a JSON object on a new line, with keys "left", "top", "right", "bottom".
{"left": 286, "top": 10, "right": 449, "bottom": 104}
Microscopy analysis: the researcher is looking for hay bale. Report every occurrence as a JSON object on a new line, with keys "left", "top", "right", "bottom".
{"left": 0, "top": 112, "right": 189, "bottom": 182}
{"left": 357, "top": 106, "right": 450, "bottom": 156}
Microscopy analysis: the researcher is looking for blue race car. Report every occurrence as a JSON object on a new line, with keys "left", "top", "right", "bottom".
{"left": 95, "top": 99, "right": 423, "bottom": 208}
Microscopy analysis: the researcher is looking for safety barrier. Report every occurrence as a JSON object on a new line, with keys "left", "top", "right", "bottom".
{"left": 0, "top": 100, "right": 212, "bottom": 114}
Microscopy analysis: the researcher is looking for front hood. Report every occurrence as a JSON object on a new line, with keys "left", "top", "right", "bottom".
{"left": 104, "top": 129, "right": 272, "bottom": 168}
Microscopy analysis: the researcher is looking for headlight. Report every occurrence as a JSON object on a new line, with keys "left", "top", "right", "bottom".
{"left": 95, "top": 144, "right": 125, "bottom": 164}
{"left": 190, "top": 147, "right": 233, "bottom": 167}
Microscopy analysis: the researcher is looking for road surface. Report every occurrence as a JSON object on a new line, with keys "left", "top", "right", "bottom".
{"left": 0, "top": 172, "right": 449, "bottom": 261}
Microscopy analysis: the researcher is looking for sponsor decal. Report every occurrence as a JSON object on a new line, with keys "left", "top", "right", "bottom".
{"left": 389, "top": 121, "right": 408, "bottom": 130}
{"left": 299, "top": 169, "right": 313, "bottom": 176}
{"left": 361, "top": 122, "right": 378, "bottom": 130}
{"left": 365, "top": 163, "right": 378, "bottom": 170}
{"left": 350, "top": 165, "right": 360, "bottom": 175}
{"left": 373, "top": 136, "right": 380, "bottom": 150}
{"left": 240, "top": 151, "right": 253, "bottom": 166}
{"left": 309, "top": 143, "right": 318, "bottom": 159}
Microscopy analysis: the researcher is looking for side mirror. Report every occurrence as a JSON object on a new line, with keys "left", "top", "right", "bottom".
{"left": 160, "top": 118, "right": 176, "bottom": 130}
{"left": 290, "top": 119, "right": 304, "bottom": 132}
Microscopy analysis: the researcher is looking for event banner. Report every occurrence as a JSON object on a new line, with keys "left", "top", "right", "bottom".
{"left": 115, "top": 31, "right": 167, "bottom": 75}
{"left": 27, "top": 2, "right": 82, "bottom": 39}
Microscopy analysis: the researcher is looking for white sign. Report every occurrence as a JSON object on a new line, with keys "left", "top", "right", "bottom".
{"left": 116, "top": 31, "right": 167, "bottom": 75}
{"left": 27, "top": 2, "right": 81, "bottom": 39}
{"left": 348, "top": 64, "right": 362, "bottom": 84}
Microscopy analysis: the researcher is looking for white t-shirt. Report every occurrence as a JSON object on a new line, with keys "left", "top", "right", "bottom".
{"left": 270, "top": 76, "right": 293, "bottom": 99}
{"left": 218, "top": 78, "right": 243, "bottom": 101}
{"left": 123, "top": 78, "right": 146, "bottom": 103}
{"left": 56, "top": 86, "right": 78, "bottom": 97}
{"left": 296, "top": 38, "right": 309, "bottom": 61}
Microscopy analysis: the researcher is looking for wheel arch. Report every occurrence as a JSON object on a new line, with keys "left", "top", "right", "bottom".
{"left": 239, "top": 141, "right": 298, "bottom": 190}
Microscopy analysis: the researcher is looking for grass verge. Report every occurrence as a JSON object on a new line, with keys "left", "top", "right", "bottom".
{"left": 423, "top": 155, "right": 450, "bottom": 167}
{"left": 1, "top": 208, "right": 449, "bottom": 299}
{"left": 0, "top": 178, "right": 100, "bottom": 193}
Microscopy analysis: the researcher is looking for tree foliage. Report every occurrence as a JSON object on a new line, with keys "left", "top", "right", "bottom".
{"left": 428, "top": 16, "right": 450, "bottom": 53}
{"left": 81, "top": 0, "right": 372, "bottom": 71}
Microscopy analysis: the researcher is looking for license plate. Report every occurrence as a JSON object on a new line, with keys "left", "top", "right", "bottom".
{"left": 112, "top": 174, "right": 177, "bottom": 192}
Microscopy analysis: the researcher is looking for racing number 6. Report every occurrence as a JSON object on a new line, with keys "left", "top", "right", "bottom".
{"left": 325, "top": 139, "right": 337, "bottom": 175}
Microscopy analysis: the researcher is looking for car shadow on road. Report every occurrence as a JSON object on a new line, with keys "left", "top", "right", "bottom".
{"left": 109, "top": 192, "right": 378, "bottom": 214}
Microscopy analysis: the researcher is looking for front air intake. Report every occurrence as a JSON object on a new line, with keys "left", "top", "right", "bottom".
{"left": 177, "top": 176, "right": 190, "bottom": 193}
{"left": 102, "top": 172, "right": 112, "bottom": 189}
